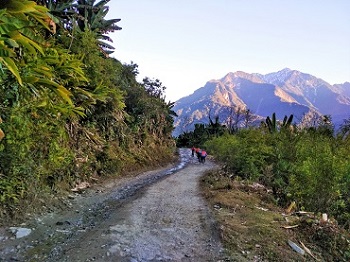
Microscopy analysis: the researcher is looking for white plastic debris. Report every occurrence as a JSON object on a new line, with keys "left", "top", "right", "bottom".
{"left": 9, "top": 227, "right": 32, "bottom": 239}
{"left": 288, "top": 239, "right": 305, "bottom": 255}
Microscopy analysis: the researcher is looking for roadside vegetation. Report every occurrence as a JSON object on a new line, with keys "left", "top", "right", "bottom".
{"left": 0, "top": 0, "right": 176, "bottom": 223}
{"left": 179, "top": 110, "right": 350, "bottom": 260}
{"left": 201, "top": 170, "right": 350, "bottom": 261}
{"left": 1, "top": 1, "right": 349, "bottom": 259}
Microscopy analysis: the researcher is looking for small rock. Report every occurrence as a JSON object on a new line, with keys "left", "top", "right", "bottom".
{"left": 56, "top": 221, "right": 70, "bottom": 226}
{"left": 71, "top": 181, "right": 90, "bottom": 193}
{"left": 0, "top": 235, "right": 7, "bottom": 241}
{"left": 55, "top": 229, "right": 71, "bottom": 234}
{"left": 9, "top": 227, "right": 32, "bottom": 239}
{"left": 213, "top": 204, "right": 221, "bottom": 209}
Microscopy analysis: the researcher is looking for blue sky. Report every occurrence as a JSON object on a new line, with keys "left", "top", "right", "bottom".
{"left": 106, "top": 0, "right": 350, "bottom": 102}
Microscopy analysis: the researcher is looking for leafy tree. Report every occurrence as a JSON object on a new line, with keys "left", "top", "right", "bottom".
{"left": 242, "top": 108, "right": 257, "bottom": 128}
{"left": 339, "top": 117, "right": 350, "bottom": 140}
{"left": 224, "top": 106, "right": 245, "bottom": 133}
{"left": 76, "top": 0, "right": 121, "bottom": 54}
{"left": 317, "top": 115, "right": 334, "bottom": 137}
{"left": 207, "top": 114, "right": 225, "bottom": 137}
{"left": 176, "top": 131, "right": 195, "bottom": 148}
{"left": 143, "top": 77, "right": 166, "bottom": 98}
{"left": 34, "top": 0, "right": 75, "bottom": 30}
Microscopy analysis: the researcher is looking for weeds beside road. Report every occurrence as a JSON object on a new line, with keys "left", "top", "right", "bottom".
{"left": 201, "top": 169, "right": 350, "bottom": 261}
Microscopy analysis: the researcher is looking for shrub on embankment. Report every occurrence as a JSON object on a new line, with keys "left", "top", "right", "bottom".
{"left": 0, "top": 1, "right": 176, "bottom": 221}
{"left": 205, "top": 126, "right": 350, "bottom": 229}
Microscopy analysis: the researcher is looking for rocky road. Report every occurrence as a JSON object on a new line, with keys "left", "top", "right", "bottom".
{"left": 0, "top": 149, "right": 224, "bottom": 261}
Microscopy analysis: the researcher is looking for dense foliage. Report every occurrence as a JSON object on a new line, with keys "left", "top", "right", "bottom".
{"left": 0, "top": 0, "right": 175, "bottom": 219}
{"left": 202, "top": 114, "right": 350, "bottom": 229}
{"left": 176, "top": 116, "right": 225, "bottom": 148}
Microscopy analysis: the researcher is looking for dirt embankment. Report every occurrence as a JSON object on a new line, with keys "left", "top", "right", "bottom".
{"left": 0, "top": 149, "right": 225, "bottom": 261}
{"left": 201, "top": 169, "right": 350, "bottom": 261}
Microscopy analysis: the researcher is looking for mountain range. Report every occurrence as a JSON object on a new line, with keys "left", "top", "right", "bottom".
{"left": 173, "top": 68, "right": 350, "bottom": 136}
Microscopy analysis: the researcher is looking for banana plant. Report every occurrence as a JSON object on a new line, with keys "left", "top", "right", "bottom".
{"left": 0, "top": 1, "right": 48, "bottom": 85}
{"left": 266, "top": 113, "right": 294, "bottom": 133}
{"left": 281, "top": 114, "right": 294, "bottom": 130}
{"left": 0, "top": 1, "right": 59, "bottom": 89}
{"left": 76, "top": 0, "right": 121, "bottom": 54}
{"left": 266, "top": 113, "right": 277, "bottom": 133}
{"left": 0, "top": 0, "right": 100, "bottom": 116}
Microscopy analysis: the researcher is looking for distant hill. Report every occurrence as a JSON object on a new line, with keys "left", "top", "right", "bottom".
{"left": 173, "top": 68, "right": 350, "bottom": 136}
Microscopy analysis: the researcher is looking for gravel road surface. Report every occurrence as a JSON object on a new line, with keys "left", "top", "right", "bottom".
{"left": 0, "top": 149, "right": 224, "bottom": 261}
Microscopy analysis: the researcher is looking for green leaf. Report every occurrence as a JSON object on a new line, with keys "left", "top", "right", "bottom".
{"left": 4, "top": 38, "right": 19, "bottom": 48}
{"left": 37, "top": 78, "right": 73, "bottom": 104}
{"left": 0, "top": 57, "right": 22, "bottom": 85}
{"left": 57, "top": 85, "right": 73, "bottom": 105}
{"left": 22, "top": 76, "right": 40, "bottom": 84}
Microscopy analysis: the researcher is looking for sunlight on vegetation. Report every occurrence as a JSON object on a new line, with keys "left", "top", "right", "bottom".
{"left": 0, "top": 1, "right": 349, "bottom": 260}
{"left": 178, "top": 112, "right": 350, "bottom": 231}
{"left": 0, "top": 0, "right": 176, "bottom": 220}
{"left": 179, "top": 109, "right": 350, "bottom": 259}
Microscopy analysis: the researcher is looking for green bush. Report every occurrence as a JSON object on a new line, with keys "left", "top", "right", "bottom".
{"left": 206, "top": 129, "right": 273, "bottom": 180}
{"left": 0, "top": 105, "right": 75, "bottom": 205}
{"left": 206, "top": 126, "right": 350, "bottom": 228}
{"left": 289, "top": 133, "right": 341, "bottom": 212}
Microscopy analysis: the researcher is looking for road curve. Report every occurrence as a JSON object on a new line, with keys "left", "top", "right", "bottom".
{"left": 0, "top": 149, "right": 224, "bottom": 262}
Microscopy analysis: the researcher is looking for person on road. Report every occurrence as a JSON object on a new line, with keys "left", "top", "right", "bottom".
{"left": 191, "top": 146, "right": 196, "bottom": 157}
{"left": 195, "top": 148, "right": 202, "bottom": 161}
{"left": 200, "top": 149, "right": 207, "bottom": 163}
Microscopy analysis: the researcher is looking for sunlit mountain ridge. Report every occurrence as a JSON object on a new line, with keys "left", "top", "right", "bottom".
{"left": 173, "top": 68, "right": 350, "bottom": 136}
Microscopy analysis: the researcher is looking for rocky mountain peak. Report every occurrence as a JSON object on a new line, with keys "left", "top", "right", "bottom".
{"left": 172, "top": 69, "right": 350, "bottom": 137}
{"left": 263, "top": 68, "right": 295, "bottom": 85}
{"left": 221, "top": 71, "right": 264, "bottom": 85}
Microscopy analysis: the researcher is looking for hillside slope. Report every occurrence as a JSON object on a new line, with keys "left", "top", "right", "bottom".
{"left": 173, "top": 68, "right": 350, "bottom": 136}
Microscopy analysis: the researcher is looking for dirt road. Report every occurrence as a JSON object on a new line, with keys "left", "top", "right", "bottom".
{"left": 0, "top": 149, "right": 224, "bottom": 261}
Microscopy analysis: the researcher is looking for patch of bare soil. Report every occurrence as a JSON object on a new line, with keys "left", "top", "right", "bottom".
{"left": 0, "top": 149, "right": 225, "bottom": 261}
{"left": 201, "top": 170, "right": 350, "bottom": 262}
